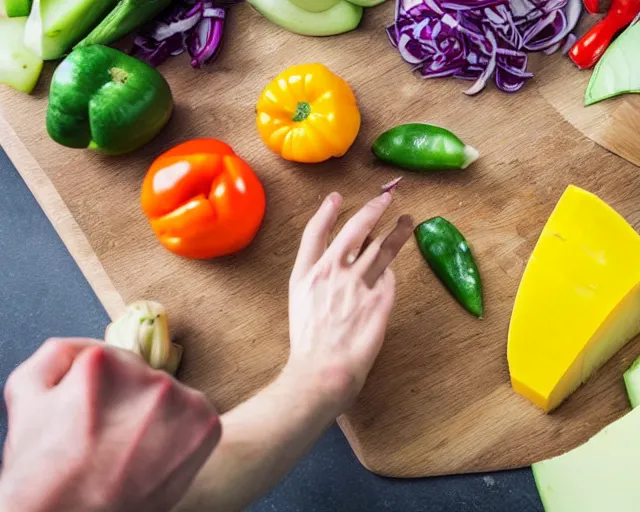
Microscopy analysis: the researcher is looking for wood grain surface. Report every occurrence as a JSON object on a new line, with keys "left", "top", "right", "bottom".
{"left": 2, "top": 4, "right": 640, "bottom": 478}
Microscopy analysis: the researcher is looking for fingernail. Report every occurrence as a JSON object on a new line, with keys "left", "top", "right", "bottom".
{"left": 398, "top": 215, "right": 414, "bottom": 229}
{"left": 379, "top": 191, "right": 393, "bottom": 204}
{"left": 327, "top": 192, "right": 342, "bottom": 206}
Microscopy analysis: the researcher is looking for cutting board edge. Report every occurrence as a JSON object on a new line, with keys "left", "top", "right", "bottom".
{"left": 337, "top": 416, "right": 532, "bottom": 478}
{"left": 0, "top": 116, "right": 126, "bottom": 321}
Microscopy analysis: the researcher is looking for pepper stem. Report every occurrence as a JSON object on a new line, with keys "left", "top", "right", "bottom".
{"left": 109, "top": 67, "right": 129, "bottom": 85}
{"left": 292, "top": 102, "right": 311, "bottom": 122}
{"left": 461, "top": 146, "right": 480, "bottom": 169}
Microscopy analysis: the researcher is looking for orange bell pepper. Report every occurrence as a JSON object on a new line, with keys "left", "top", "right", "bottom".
{"left": 256, "top": 63, "right": 361, "bottom": 164}
{"left": 141, "top": 139, "right": 266, "bottom": 259}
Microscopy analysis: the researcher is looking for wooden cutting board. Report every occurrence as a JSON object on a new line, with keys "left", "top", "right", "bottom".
{"left": 2, "top": 4, "right": 640, "bottom": 478}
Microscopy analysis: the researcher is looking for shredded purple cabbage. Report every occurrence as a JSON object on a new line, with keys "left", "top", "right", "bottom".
{"left": 387, "top": 0, "right": 582, "bottom": 94}
{"left": 131, "top": 1, "right": 233, "bottom": 68}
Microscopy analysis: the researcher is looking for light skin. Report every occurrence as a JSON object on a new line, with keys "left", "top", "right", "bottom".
{"left": 0, "top": 192, "right": 413, "bottom": 512}
{"left": 0, "top": 339, "right": 221, "bottom": 512}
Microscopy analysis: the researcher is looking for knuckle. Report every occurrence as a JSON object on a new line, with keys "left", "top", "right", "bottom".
{"left": 140, "top": 374, "right": 176, "bottom": 419}
{"left": 203, "top": 413, "right": 222, "bottom": 446}
{"left": 195, "top": 402, "right": 221, "bottom": 442}
{"left": 152, "top": 372, "right": 175, "bottom": 403}
{"left": 41, "top": 337, "right": 58, "bottom": 349}
{"left": 186, "top": 389, "right": 218, "bottom": 422}
{"left": 42, "top": 337, "right": 61, "bottom": 348}
{"left": 41, "top": 337, "right": 77, "bottom": 354}
{"left": 188, "top": 388, "right": 213, "bottom": 410}
{"left": 312, "top": 260, "right": 332, "bottom": 282}
{"left": 39, "top": 337, "right": 79, "bottom": 364}
{"left": 79, "top": 346, "right": 108, "bottom": 375}
{"left": 39, "top": 337, "right": 64, "bottom": 359}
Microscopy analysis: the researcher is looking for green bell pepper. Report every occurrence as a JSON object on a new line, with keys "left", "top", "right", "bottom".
{"left": 415, "top": 217, "right": 484, "bottom": 318}
{"left": 46, "top": 45, "right": 173, "bottom": 155}
{"left": 372, "top": 123, "right": 480, "bottom": 172}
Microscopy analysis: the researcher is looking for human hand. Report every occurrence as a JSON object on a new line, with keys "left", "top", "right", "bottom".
{"left": 287, "top": 192, "right": 413, "bottom": 415}
{"left": 0, "top": 338, "right": 220, "bottom": 512}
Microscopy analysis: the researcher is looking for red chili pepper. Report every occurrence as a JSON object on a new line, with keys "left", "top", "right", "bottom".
{"left": 583, "top": 0, "right": 600, "bottom": 13}
{"left": 569, "top": 0, "right": 640, "bottom": 69}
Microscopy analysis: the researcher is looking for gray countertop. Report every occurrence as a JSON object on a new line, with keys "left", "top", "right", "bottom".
{"left": 0, "top": 147, "right": 543, "bottom": 511}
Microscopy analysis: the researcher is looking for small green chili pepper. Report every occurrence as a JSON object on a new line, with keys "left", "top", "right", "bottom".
{"left": 415, "top": 217, "right": 483, "bottom": 318}
{"left": 372, "top": 123, "right": 479, "bottom": 172}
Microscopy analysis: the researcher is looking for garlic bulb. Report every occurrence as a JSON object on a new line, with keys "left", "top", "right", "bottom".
{"left": 105, "top": 301, "right": 183, "bottom": 375}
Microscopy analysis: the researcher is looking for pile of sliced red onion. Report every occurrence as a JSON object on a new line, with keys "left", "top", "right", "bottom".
{"left": 387, "top": 0, "right": 583, "bottom": 94}
{"left": 131, "top": 1, "right": 229, "bottom": 68}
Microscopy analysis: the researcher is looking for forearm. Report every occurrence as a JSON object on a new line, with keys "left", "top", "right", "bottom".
{"left": 175, "top": 365, "right": 341, "bottom": 512}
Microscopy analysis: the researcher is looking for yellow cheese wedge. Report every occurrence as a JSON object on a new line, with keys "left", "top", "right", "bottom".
{"left": 508, "top": 186, "right": 640, "bottom": 412}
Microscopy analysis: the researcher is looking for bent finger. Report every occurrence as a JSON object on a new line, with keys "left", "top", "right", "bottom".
{"left": 291, "top": 193, "right": 343, "bottom": 282}
{"left": 18, "top": 338, "right": 102, "bottom": 390}
{"left": 359, "top": 215, "right": 414, "bottom": 288}
{"left": 325, "top": 193, "right": 393, "bottom": 264}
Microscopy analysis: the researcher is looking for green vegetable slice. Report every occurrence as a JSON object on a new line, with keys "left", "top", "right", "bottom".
{"left": 247, "top": 0, "right": 362, "bottom": 36}
{"left": 624, "top": 356, "right": 640, "bottom": 408}
{"left": 585, "top": 21, "right": 640, "bottom": 106}
{"left": 287, "top": 0, "right": 341, "bottom": 13}
{"left": 75, "top": 0, "right": 172, "bottom": 48}
{"left": 345, "top": 0, "right": 385, "bottom": 6}
{"left": 0, "top": 16, "right": 43, "bottom": 93}
{"left": 24, "top": 0, "right": 118, "bottom": 60}
{"left": 533, "top": 406, "right": 640, "bottom": 511}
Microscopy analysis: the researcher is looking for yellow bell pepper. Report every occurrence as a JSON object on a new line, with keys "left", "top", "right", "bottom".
{"left": 256, "top": 63, "right": 361, "bottom": 164}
